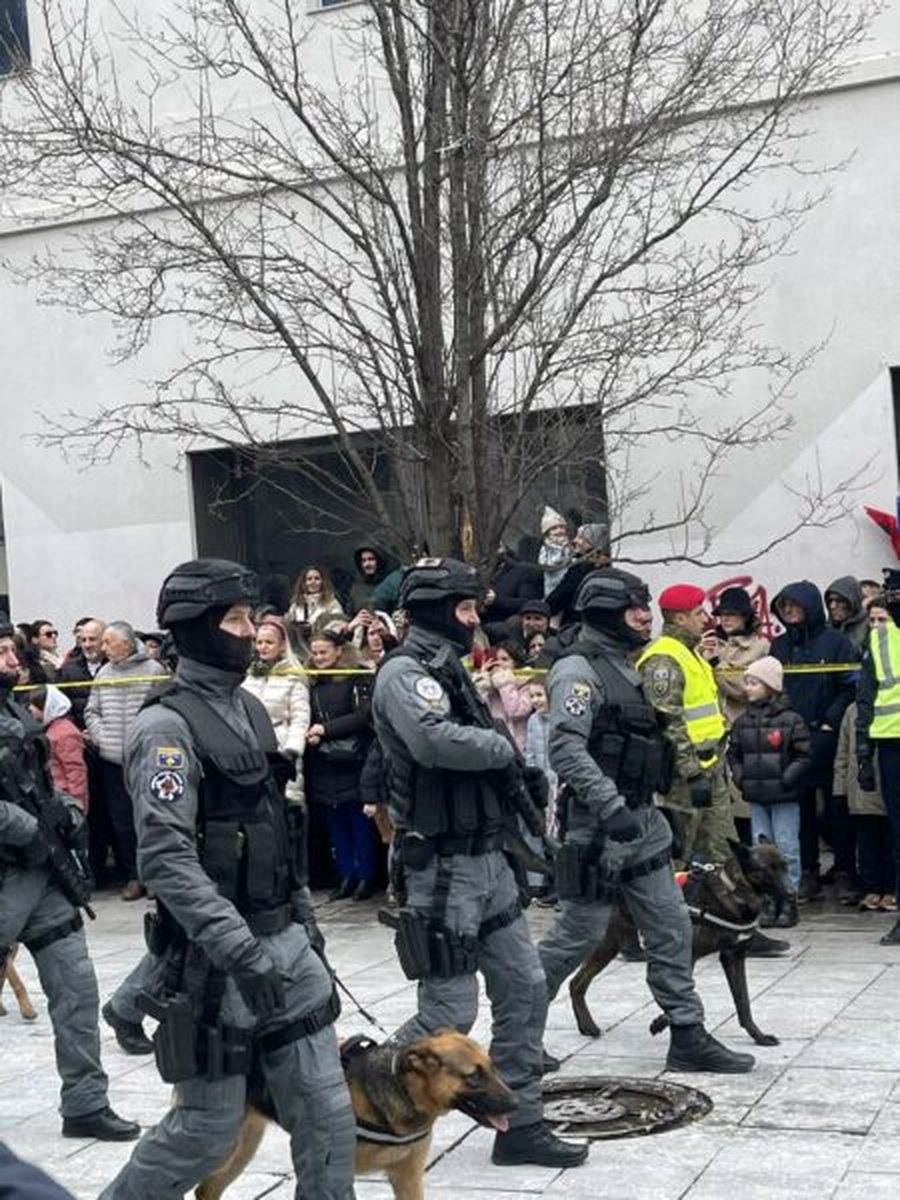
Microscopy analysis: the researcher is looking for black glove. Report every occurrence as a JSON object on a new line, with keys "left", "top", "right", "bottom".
{"left": 234, "top": 959, "right": 286, "bottom": 1021}
{"left": 522, "top": 765, "right": 549, "bottom": 809}
{"left": 689, "top": 777, "right": 713, "bottom": 809}
{"left": 601, "top": 806, "right": 642, "bottom": 843}
{"left": 857, "top": 758, "right": 877, "bottom": 793}
{"left": 22, "top": 826, "right": 48, "bottom": 868}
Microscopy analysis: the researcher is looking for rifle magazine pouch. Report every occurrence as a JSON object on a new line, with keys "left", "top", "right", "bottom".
{"left": 555, "top": 843, "right": 585, "bottom": 900}
{"left": 152, "top": 994, "right": 198, "bottom": 1084}
{"left": 395, "top": 909, "right": 433, "bottom": 980}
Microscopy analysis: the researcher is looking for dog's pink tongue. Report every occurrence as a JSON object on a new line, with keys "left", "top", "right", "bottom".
{"left": 486, "top": 1114, "right": 510, "bottom": 1132}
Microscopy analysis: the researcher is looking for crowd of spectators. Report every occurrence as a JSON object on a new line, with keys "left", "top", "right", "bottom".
{"left": 8, "top": 521, "right": 899, "bottom": 942}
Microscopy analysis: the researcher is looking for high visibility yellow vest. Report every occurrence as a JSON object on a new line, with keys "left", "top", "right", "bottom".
{"left": 637, "top": 634, "right": 726, "bottom": 751}
{"left": 869, "top": 623, "right": 900, "bottom": 739}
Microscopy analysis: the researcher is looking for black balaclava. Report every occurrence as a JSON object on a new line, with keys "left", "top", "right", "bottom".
{"left": 582, "top": 605, "right": 648, "bottom": 649}
{"left": 407, "top": 597, "right": 476, "bottom": 655}
{"left": 169, "top": 605, "right": 254, "bottom": 674}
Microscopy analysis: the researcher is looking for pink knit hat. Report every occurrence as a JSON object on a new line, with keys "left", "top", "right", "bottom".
{"left": 744, "top": 656, "right": 783, "bottom": 694}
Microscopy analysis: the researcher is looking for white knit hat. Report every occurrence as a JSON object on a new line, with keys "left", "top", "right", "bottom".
{"left": 744, "top": 656, "right": 783, "bottom": 694}
{"left": 541, "top": 505, "right": 567, "bottom": 535}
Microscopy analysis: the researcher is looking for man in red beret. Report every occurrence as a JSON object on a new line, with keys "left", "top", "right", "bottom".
{"left": 637, "top": 584, "right": 737, "bottom": 865}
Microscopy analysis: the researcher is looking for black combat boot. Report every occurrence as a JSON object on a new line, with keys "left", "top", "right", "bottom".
{"left": 492, "top": 1120, "right": 588, "bottom": 1168}
{"left": 102, "top": 1001, "right": 153, "bottom": 1055}
{"left": 880, "top": 920, "right": 900, "bottom": 946}
{"left": 774, "top": 897, "right": 799, "bottom": 929}
{"left": 666, "top": 1024, "right": 755, "bottom": 1074}
{"left": 62, "top": 1106, "right": 141, "bottom": 1141}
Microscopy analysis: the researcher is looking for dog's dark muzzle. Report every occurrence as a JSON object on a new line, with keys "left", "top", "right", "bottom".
{"left": 455, "top": 1085, "right": 518, "bottom": 1132}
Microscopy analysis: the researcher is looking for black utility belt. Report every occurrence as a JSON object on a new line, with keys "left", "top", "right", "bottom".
{"left": 137, "top": 987, "right": 341, "bottom": 1084}
{"left": 245, "top": 903, "right": 292, "bottom": 937}
{"left": 396, "top": 831, "right": 504, "bottom": 869}
{"left": 379, "top": 903, "right": 521, "bottom": 981}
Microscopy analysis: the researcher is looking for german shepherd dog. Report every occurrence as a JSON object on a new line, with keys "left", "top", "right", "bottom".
{"left": 569, "top": 839, "right": 790, "bottom": 1048}
{"left": 196, "top": 1030, "right": 517, "bottom": 1200}
{"left": 0, "top": 945, "right": 37, "bottom": 1021}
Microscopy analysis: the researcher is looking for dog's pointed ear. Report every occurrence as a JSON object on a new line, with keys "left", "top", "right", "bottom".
{"left": 398, "top": 1046, "right": 442, "bottom": 1076}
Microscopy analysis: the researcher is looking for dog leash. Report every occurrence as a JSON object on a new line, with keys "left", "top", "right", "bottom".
{"left": 332, "top": 972, "right": 392, "bottom": 1037}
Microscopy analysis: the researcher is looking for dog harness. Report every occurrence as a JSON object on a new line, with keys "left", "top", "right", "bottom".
{"left": 340, "top": 1035, "right": 431, "bottom": 1147}
{"left": 680, "top": 862, "right": 759, "bottom": 937}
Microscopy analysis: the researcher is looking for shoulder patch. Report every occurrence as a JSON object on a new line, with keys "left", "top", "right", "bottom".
{"left": 563, "top": 680, "right": 592, "bottom": 717}
{"left": 150, "top": 769, "right": 186, "bottom": 802}
{"left": 414, "top": 676, "right": 443, "bottom": 700}
{"left": 156, "top": 746, "right": 185, "bottom": 769}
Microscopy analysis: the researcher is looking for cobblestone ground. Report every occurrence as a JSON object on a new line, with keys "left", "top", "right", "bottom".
{"left": 2, "top": 891, "right": 900, "bottom": 1199}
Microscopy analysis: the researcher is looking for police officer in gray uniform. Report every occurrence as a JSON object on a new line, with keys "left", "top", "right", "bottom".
{"left": 0, "top": 616, "right": 139, "bottom": 1141}
{"left": 373, "top": 558, "right": 587, "bottom": 1168}
{"left": 99, "top": 560, "right": 355, "bottom": 1200}
{"left": 537, "top": 569, "right": 755, "bottom": 1073}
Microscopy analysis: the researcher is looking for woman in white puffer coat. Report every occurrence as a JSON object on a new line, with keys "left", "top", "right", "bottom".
{"left": 242, "top": 614, "right": 310, "bottom": 805}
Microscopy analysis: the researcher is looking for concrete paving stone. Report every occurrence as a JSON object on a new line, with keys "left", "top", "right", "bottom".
{"left": 685, "top": 1128, "right": 861, "bottom": 1195}
{"left": 795, "top": 1018, "right": 900, "bottom": 1070}
{"left": 835, "top": 1175, "right": 900, "bottom": 1200}
{"left": 7, "top": 896, "right": 900, "bottom": 1198}
{"left": 850, "top": 1135, "right": 900, "bottom": 1173}
{"left": 741, "top": 1066, "right": 898, "bottom": 1134}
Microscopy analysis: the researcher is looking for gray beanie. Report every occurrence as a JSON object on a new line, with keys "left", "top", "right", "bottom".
{"left": 577, "top": 523, "right": 609, "bottom": 552}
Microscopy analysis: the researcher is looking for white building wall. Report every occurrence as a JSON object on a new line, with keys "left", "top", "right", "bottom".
{"left": 1, "top": 1, "right": 900, "bottom": 630}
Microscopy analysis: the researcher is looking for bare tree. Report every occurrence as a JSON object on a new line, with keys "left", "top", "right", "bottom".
{"left": 0, "top": 0, "right": 876, "bottom": 564}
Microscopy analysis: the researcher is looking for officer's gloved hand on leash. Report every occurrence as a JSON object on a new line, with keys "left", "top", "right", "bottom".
{"left": 689, "top": 777, "right": 713, "bottom": 809}
{"left": 857, "top": 757, "right": 877, "bottom": 793}
{"left": 601, "top": 806, "right": 642, "bottom": 844}
{"left": 234, "top": 953, "right": 287, "bottom": 1020}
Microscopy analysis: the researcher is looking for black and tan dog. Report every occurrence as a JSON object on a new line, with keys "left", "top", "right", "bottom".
{"left": 196, "top": 1029, "right": 517, "bottom": 1200}
{"left": 569, "top": 839, "right": 790, "bottom": 1048}
{"left": 0, "top": 945, "right": 37, "bottom": 1021}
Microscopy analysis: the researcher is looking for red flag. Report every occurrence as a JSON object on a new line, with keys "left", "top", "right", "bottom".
{"left": 864, "top": 505, "right": 900, "bottom": 559}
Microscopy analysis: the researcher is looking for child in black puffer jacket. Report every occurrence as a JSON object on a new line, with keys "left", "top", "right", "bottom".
{"left": 728, "top": 656, "right": 811, "bottom": 927}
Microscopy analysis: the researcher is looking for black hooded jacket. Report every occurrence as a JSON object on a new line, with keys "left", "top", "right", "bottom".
{"left": 824, "top": 575, "right": 869, "bottom": 651}
{"left": 728, "top": 697, "right": 811, "bottom": 806}
{"left": 347, "top": 545, "right": 390, "bottom": 616}
{"left": 770, "top": 580, "right": 858, "bottom": 787}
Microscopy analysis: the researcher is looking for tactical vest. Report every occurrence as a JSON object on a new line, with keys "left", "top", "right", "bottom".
{"left": 380, "top": 649, "right": 507, "bottom": 840}
{"left": 636, "top": 634, "right": 726, "bottom": 752}
{"left": 869, "top": 624, "right": 900, "bottom": 739}
{"left": 148, "top": 686, "right": 295, "bottom": 915}
{"left": 0, "top": 699, "right": 54, "bottom": 866}
{"left": 559, "top": 641, "right": 672, "bottom": 808}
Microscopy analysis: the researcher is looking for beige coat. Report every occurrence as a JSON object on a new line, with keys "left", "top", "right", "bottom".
{"left": 242, "top": 663, "right": 310, "bottom": 804}
{"left": 713, "top": 633, "right": 770, "bottom": 820}
{"left": 833, "top": 702, "right": 885, "bottom": 817}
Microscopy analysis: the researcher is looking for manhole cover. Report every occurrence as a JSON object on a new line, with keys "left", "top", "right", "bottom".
{"left": 543, "top": 1075, "right": 712, "bottom": 1140}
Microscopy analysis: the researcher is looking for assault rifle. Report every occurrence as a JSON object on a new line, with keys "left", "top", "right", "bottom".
{"left": 0, "top": 746, "right": 95, "bottom": 920}
{"left": 429, "top": 647, "right": 559, "bottom": 873}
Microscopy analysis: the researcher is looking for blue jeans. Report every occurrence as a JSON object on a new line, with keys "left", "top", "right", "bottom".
{"left": 324, "top": 802, "right": 377, "bottom": 883}
{"left": 751, "top": 801, "right": 801, "bottom": 893}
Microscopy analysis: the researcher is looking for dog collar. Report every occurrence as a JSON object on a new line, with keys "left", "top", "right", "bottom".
{"left": 355, "top": 1117, "right": 431, "bottom": 1146}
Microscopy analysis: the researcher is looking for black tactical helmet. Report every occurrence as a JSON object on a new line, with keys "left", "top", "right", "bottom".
{"left": 0, "top": 612, "right": 13, "bottom": 639}
{"left": 574, "top": 568, "right": 651, "bottom": 615}
{"left": 399, "top": 557, "right": 482, "bottom": 608}
{"left": 883, "top": 567, "right": 900, "bottom": 623}
{"left": 157, "top": 559, "right": 260, "bottom": 628}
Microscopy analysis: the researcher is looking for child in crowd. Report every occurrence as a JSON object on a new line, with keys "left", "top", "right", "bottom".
{"left": 473, "top": 641, "right": 534, "bottom": 751}
{"left": 524, "top": 680, "right": 557, "bottom": 903}
{"left": 27, "top": 684, "right": 89, "bottom": 812}
{"left": 728, "top": 656, "right": 811, "bottom": 928}
{"left": 538, "top": 506, "right": 572, "bottom": 596}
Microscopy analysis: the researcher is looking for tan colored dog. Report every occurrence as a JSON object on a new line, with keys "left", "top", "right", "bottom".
{"left": 0, "top": 945, "right": 37, "bottom": 1021}
{"left": 196, "top": 1029, "right": 517, "bottom": 1200}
